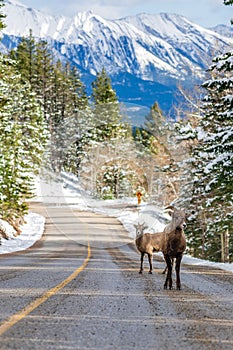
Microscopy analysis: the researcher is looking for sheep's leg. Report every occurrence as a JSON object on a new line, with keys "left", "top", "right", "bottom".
{"left": 163, "top": 258, "right": 173, "bottom": 274}
{"left": 148, "top": 253, "right": 153, "bottom": 274}
{"left": 175, "top": 253, "right": 183, "bottom": 290}
{"left": 139, "top": 252, "right": 145, "bottom": 273}
{"left": 164, "top": 255, "right": 173, "bottom": 289}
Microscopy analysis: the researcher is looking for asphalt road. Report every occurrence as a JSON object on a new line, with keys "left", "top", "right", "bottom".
{"left": 0, "top": 202, "right": 233, "bottom": 350}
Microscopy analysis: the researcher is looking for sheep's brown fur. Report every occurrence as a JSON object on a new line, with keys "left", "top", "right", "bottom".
{"left": 160, "top": 206, "right": 187, "bottom": 290}
{"left": 135, "top": 223, "right": 164, "bottom": 274}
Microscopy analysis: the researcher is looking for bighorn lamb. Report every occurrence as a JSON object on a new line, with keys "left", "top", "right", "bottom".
{"left": 161, "top": 206, "right": 187, "bottom": 290}
{"left": 134, "top": 222, "right": 164, "bottom": 274}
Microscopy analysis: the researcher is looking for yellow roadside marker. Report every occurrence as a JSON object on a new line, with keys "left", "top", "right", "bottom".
{"left": 0, "top": 243, "right": 91, "bottom": 336}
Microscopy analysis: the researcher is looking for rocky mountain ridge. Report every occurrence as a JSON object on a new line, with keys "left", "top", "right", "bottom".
{"left": 1, "top": 0, "right": 232, "bottom": 115}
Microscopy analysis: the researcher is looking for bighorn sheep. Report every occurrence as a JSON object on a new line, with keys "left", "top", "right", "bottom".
{"left": 134, "top": 222, "right": 165, "bottom": 274}
{"left": 161, "top": 206, "right": 187, "bottom": 290}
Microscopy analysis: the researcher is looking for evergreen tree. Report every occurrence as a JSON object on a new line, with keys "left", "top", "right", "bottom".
{"left": 134, "top": 103, "right": 167, "bottom": 159}
{"left": 176, "top": 71, "right": 233, "bottom": 261}
{"left": 10, "top": 33, "right": 54, "bottom": 119}
{"left": 92, "top": 67, "right": 118, "bottom": 105}
{"left": 67, "top": 63, "right": 88, "bottom": 112}
{"left": 176, "top": 117, "right": 211, "bottom": 258}
{"left": 91, "top": 67, "right": 122, "bottom": 141}
{"left": 51, "top": 60, "right": 89, "bottom": 173}
{"left": 0, "top": 0, "right": 5, "bottom": 32}
{"left": 34, "top": 40, "right": 54, "bottom": 120}
{"left": 197, "top": 1, "right": 232, "bottom": 261}
{"left": 179, "top": 0, "right": 233, "bottom": 262}
{"left": 201, "top": 52, "right": 233, "bottom": 222}
{"left": 224, "top": 0, "right": 233, "bottom": 5}
{"left": 144, "top": 102, "right": 167, "bottom": 139}
{"left": 78, "top": 68, "right": 136, "bottom": 199}
{"left": 0, "top": 57, "right": 47, "bottom": 221}
{"left": 10, "top": 32, "right": 89, "bottom": 173}
{"left": 135, "top": 102, "right": 180, "bottom": 204}
{"left": 9, "top": 29, "right": 36, "bottom": 85}
{"left": 133, "top": 127, "right": 155, "bottom": 156}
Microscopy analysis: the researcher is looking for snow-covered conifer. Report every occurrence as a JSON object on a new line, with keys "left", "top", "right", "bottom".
{"left": 0, "top": 0, "right": 5, "bottom": 32}
{"left": 0, "top": 56, "right": 47, "bottom": 221}
{"left": 180, "top": 0, "right": 233, "bottom": 261}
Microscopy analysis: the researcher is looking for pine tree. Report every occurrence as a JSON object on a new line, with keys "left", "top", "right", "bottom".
{"left": 224, "top": 0, "right": 233, "bottom": 5}
{"left": 199, "top": 1, "right": 232, "bottom": 261}
{"left": 133, "top": 127, "right": 155, "bottom": 156}
{"left": 67, "top": 63, "right": 88, "bottom": 111}
{"left": 91, "top": 67, "right": 122, "bottom": 141}
{"left": 176, "top": 65, "right": 233, "bottom": 261}
{"left": 78, "top": 68, "right": 136, "bottom": 199}
{"left": 180, "top": 0, "right": 233, "bottom": 262}
{"left": 10, "top": 33, "right": 89, "bottom": 173}
{"left": 135, "top": 102, "right": 180, "bottom": 205}
{"left": 195, "top": 62, "right": 232, "bottom": 261}
{"left": 144, "top": 102, "right": 167, "bottom": 139}
{"left": 9, "top": 29, "right": 36, "bottom": 85}
{"left": 10, "top": 33, "right": 54, "bottom": 119}
{"left": 172, "top": 113, "right": 205, "bottom": 257}
{"left": 0, "top": 0, "right": 5, "bottom": 32}
{"left": 0, "top": 56, "right": 47, "bottom": 221}
{"left": 51, "top": 60, "right": 89, "bottom": 173}
{"left": 34, "top": 40, "right": 54, "bottom": 120}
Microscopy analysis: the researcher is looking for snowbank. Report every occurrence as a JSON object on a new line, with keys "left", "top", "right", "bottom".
{"left": 0, "top": 219, "right": 17, "bottom": 239}
{"left": 0, "top": 212, "right": 45, "bottom": 255}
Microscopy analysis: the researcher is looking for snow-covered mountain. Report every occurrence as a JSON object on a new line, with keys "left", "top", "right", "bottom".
{"left": 1, "top": 0, "right": 233, "bottom": 112}
{"left": 211, "top": 24, "right": 233, "bottom": 38}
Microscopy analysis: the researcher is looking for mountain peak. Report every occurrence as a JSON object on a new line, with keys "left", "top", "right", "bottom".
{"left": 74, "top": 10, "right": 94, "bottom": 20}
{"left": 2, "top": 1, "right": 232, "bottom": 94}
{"left": 5, "top": 0, "right": 27, "bottom": 9}
{"left": 5, "top": 0, "right": 21, "bottom": 4}
{"left": 73, "top": 10, "right": 106, "bottom": 27}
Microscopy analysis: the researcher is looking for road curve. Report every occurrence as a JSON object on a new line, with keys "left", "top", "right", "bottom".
{"left": 0, "top": 202, "right": 233, "bottom": 350}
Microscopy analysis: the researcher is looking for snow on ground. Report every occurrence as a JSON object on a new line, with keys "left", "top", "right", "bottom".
{"left": 0, "top": 212, "right": 45, "bottom": 255}
{"left": 0, "top": 172, "right": 232, "bottom": 274}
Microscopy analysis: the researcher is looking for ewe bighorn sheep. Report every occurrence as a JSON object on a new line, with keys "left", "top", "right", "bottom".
{"left": 134, "top": 222, "right": 164, "bottom": 274}
{"left": 161, "top": 206, "right": 187, "bottom": 290}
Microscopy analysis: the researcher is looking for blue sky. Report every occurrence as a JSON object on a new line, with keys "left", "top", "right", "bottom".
{"left": 20, "top": 0, "right": 232, "bottom": 27}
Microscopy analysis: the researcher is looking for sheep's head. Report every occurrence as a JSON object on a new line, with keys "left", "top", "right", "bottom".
{"left": 134, "top": 222, "right": 148, "bottom": 237}
{"left": 165, "top": 206, "right": 187, "bottom": 231}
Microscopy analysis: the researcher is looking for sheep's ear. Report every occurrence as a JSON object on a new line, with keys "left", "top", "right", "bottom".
{"left": 142, "top": 222, "right": 148, "bottom": 230}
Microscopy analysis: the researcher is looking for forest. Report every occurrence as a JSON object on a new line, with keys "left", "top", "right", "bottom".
{"left": 0, "top": 0, "right": 232, "bottom": 262}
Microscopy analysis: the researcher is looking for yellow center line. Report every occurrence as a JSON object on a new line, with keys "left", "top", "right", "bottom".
{"left": 0, "top": 242, "right": 91, "bottom": 336}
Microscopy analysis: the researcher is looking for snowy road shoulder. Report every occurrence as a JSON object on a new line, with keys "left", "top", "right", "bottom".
{"left": 0, "top": 212, "right": 45, "bottom": 255}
